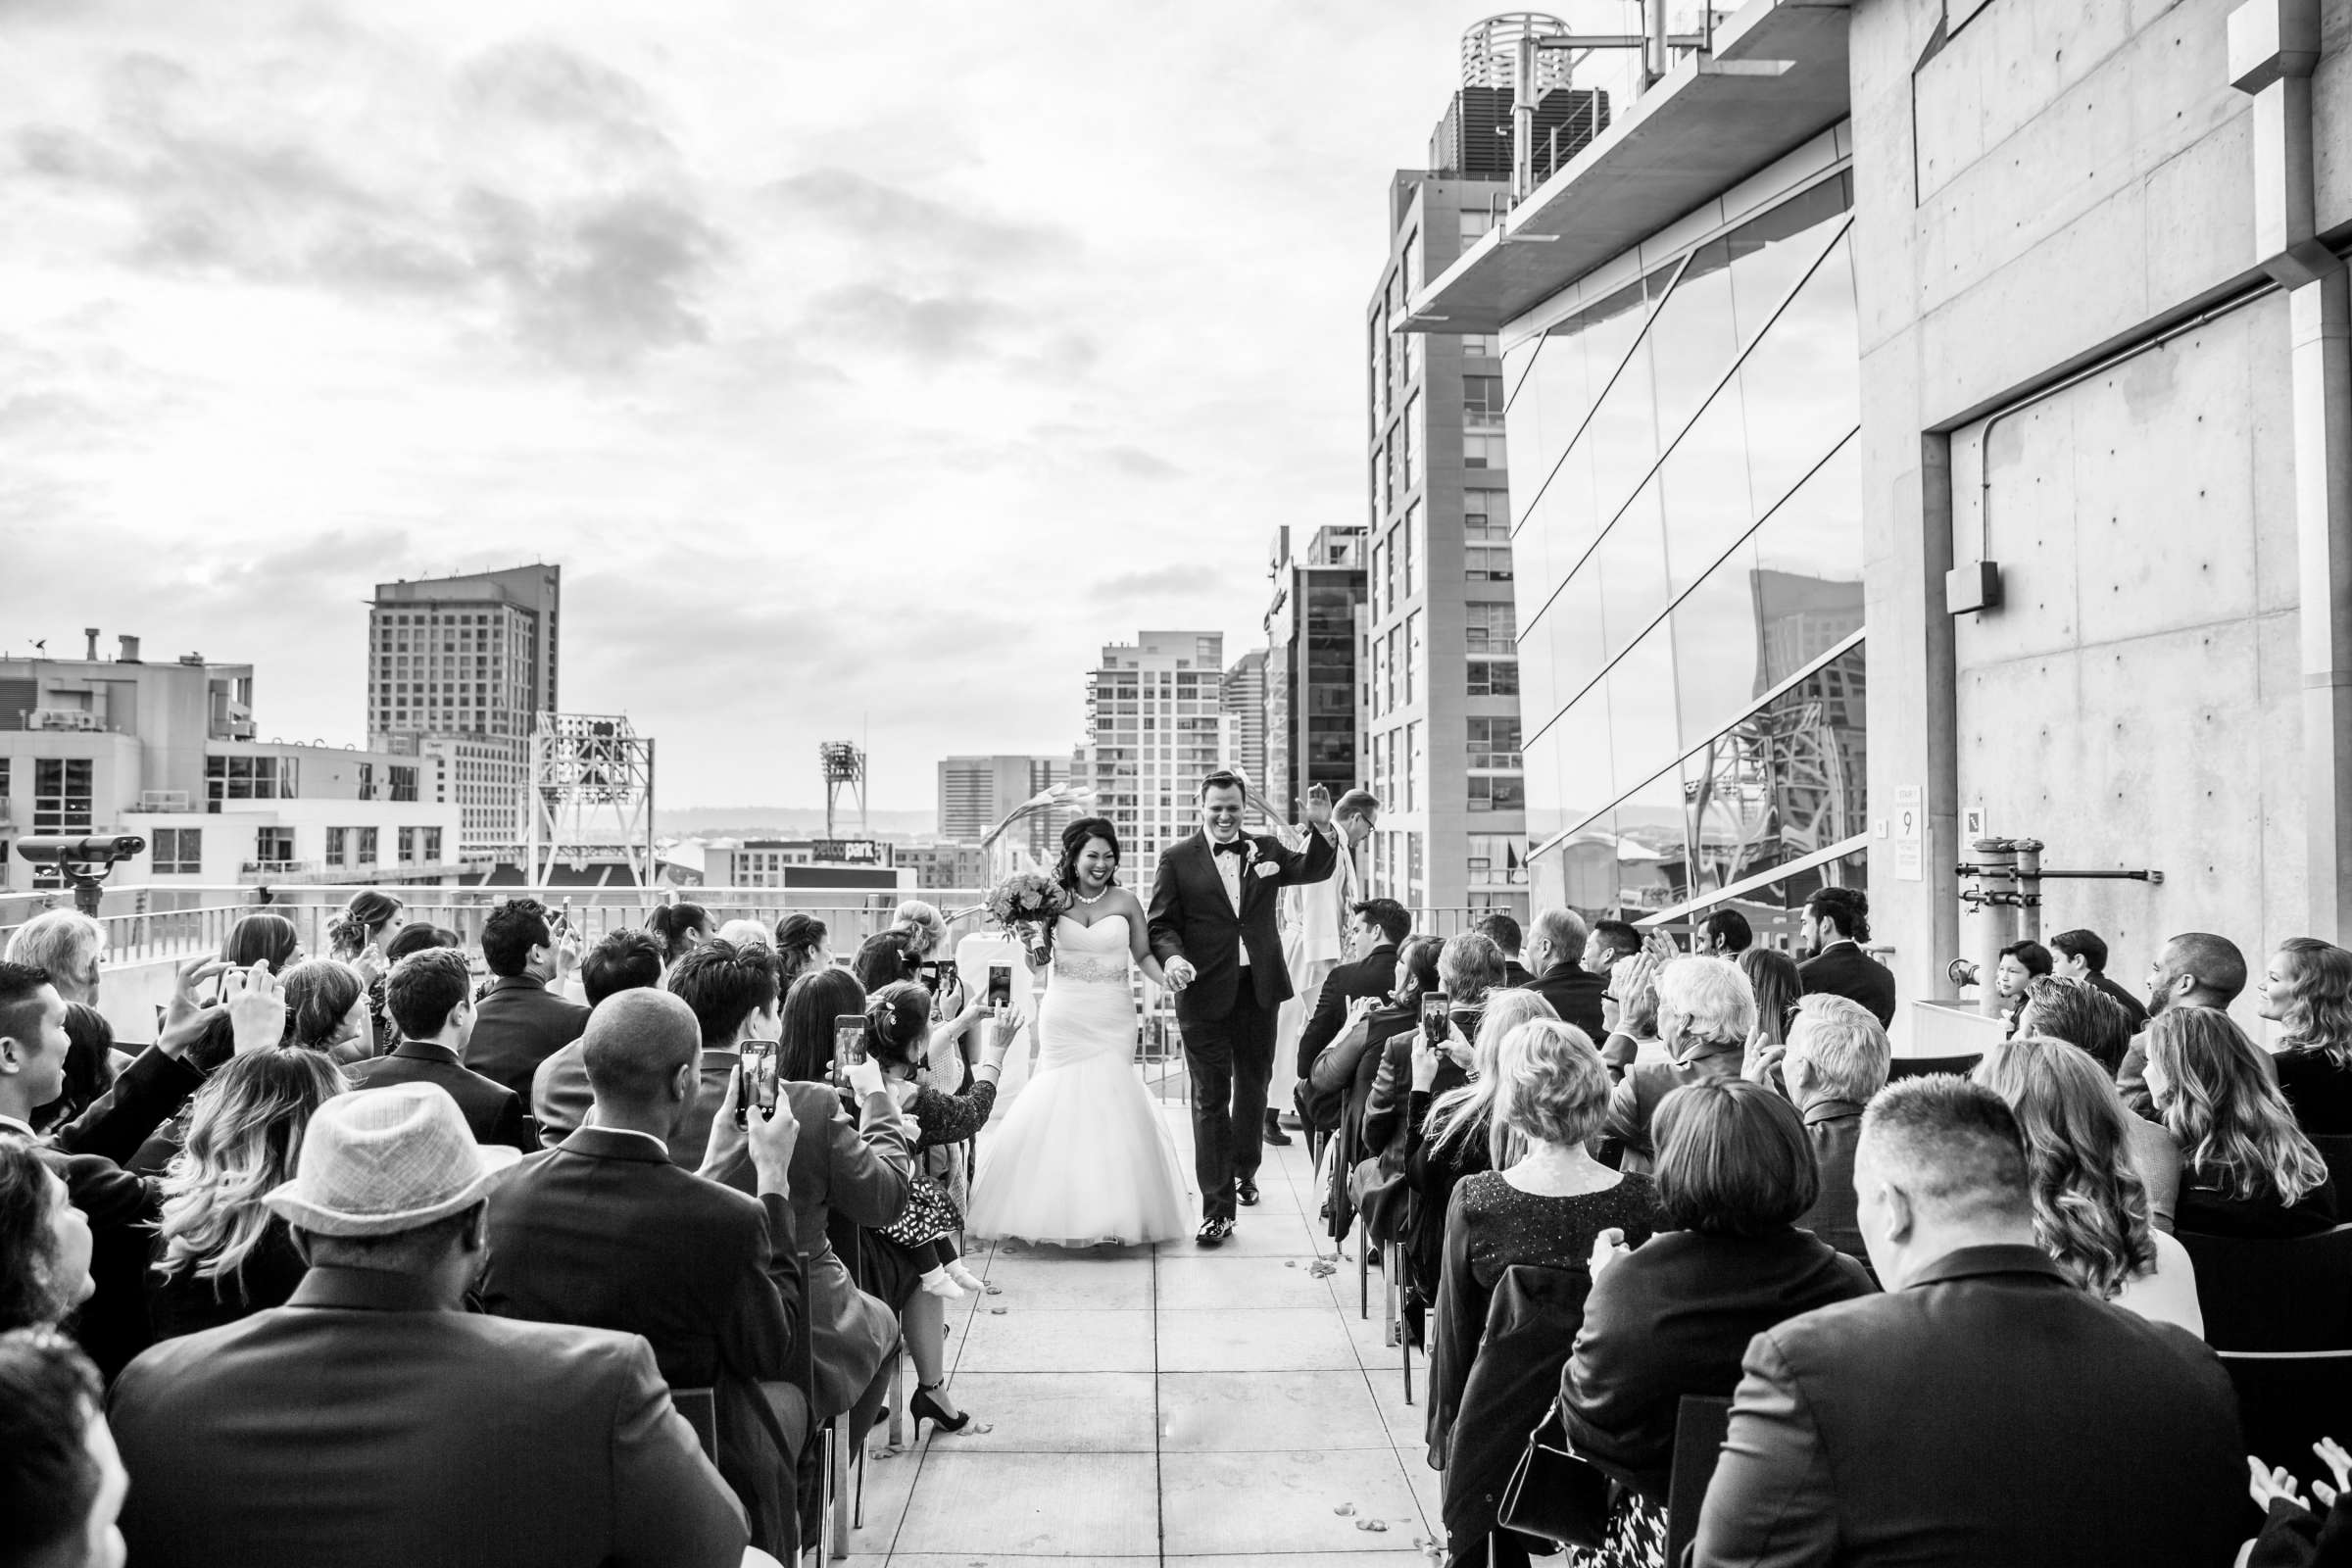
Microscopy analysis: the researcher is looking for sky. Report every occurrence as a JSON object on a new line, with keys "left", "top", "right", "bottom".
{"left": 0, "top": 0, "right": 1487, "bottom": 809}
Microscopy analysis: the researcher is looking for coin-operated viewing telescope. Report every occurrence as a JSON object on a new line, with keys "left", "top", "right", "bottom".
{"left": 16, "top": 835, "right": 145, "bottom": 917}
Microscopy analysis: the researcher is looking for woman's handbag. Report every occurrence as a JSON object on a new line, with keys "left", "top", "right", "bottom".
{"left": 1495, "top": 1403, "right": 1614, "bottom": 1551}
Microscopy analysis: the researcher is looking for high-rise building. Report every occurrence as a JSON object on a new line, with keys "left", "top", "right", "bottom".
{"left": 1363, "top": 114, "right": 1531, "bottom": 915}
{"left": 935, "top": 754, "right": 1069, "bottom": 862}
{"left": 1079, "top": 631, "right": 1224, "bottom": 869}
{"left": 1220, "top": 650, "right": 1268, "bottom": 804}
{"left": 1262, "top": 525, "right": 1368, "bottom": 819}
{"left": 367, "top": 564, "right": 562, "bottom": 855}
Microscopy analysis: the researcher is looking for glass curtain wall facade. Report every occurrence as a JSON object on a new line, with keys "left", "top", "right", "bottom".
{"left": 1505, "top": 172, "right": 1866, "bottom": 918}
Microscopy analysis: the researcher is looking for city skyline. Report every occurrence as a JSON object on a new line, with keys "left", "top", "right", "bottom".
{"left": 0, "top": 0, "right": 1482, "bottom": 808}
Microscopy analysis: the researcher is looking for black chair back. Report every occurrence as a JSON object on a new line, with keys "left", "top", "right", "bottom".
{"left": 1886, "top": 1054, "right": 1982, "bottom": 1081}
{"left": 2177, "top": 1223, "right": 2352, "bottom": 1350}
{"left": 2220, "top": 1350, "right": 2352, "bottom": 1468}
{"left": 671, "top": 1387, "right": 718, "bottom": 1461}
{"left": 1664, "top": 1394, "right": 1734, "bottom": 1568}
{"left": 2308, "top": 1134, "right": 2352, "bottom": 1196}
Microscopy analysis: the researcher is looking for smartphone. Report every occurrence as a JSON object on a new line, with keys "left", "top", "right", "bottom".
{"left": 831, "top": 1014, "right": 869, "bottom": 1088}
{"left": 917, "top": 959, "right": 952, "bottom": 998}
{"left": 738, "top": 1039, "right": 778, "bottom": 1128}
{"left": 987, "top": 962, "right": 1012, "bottom": 1010}
{"left": 1420, "top": 991, "right": 1451, "bottom": 1045}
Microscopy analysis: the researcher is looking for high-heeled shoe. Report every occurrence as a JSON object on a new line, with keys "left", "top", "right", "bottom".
{"left": 909, "top": 1382, "right": 975, "bottom": 1439}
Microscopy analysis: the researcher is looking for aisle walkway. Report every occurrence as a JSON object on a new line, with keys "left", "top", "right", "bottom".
{"left": 842, "top": 1089, "right": 1444, "bottom": 1566}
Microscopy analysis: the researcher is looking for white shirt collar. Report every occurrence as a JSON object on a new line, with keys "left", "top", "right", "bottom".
{"left": 0, "top": 1113, "right": 39, "bottom": 1141}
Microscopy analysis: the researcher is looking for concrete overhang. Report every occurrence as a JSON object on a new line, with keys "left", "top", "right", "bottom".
{"left": 1403, "top": 0, "right": 1852, "bottom": 335}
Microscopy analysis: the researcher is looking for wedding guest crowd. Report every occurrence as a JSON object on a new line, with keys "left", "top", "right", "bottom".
{"left": 13, "top": 869, "right": 2352, "bottom": 1568}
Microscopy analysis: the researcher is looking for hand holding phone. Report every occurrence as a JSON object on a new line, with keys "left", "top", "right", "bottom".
{"left": 1419, "top": 990, "right": 1451, "bottom": 1046}
{"left": 986, "top": 962, "right": 1012, "bottom": 1011}
{"left": 737, "top": 1039, "right": 779, "bottom": 1129}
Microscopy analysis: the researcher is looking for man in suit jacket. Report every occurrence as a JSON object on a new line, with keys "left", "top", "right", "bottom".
{"left": 486, "top": 989, "right": 805, "bottom": 1559}
{"left": 1293, "top": 897, "right": 1409, "bottom": 1085}
{"left": 1474, "top": 911, "right": 1534, "bottom": 989}
{"left": 1795, "top": 888, "right": 1897, "bottom": 1028}
{"left": 108, "top": 1081, "right": 746, "bottom": 1568}
{"left": 1150, "top": 773, "right": 1338, "bottom": 1243}
{"left": 528, "top": 930, "right": 667, "bottom": 1148}
{"left": 466, "top": 898, "right": 591, "bottom": 1100}
{"left": 351, "top": 949, "right": 533, "bottom": 1151}
{"left": 2116, "top": 931, "right": 2249, "bottom": 1117}
{"left": 1524, "top": 907, "right": 1607, "bottom": 1044}
{"left": 1776, "top": 994, "right": 1890, "bottom": 1258}
{"left": 1694, "top": 1077, "right": 2244, "bottom": 1568}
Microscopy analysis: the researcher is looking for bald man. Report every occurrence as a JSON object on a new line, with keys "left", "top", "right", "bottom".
{"left": 2115, "top": 931, "right": 2257, "bottom": 1118}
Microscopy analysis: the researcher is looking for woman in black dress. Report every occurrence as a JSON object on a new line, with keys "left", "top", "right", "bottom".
{"left": 2258, "top": 938, "right": 2352, "bottom": 1136}
{"left": 2146, "top": 1005, "right": 2337, "bottom": 1237}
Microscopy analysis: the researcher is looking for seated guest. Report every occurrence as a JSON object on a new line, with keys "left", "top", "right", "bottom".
{"left": 486, "top": 991, "right": 806, "bottom": 1560}
{"left": 2049, "top": 926, "right": 2150, "bottom": 1032}
{"left": 363, "top": 924, "right": 462, "bottom": 1057}
{"left": 1475, "top": 912, "right": 1532, "bottom": 989}
{"left": 13, "top": 915, "right": 207, "bottom": 1163}
{"left": 1598, "top": 950, "right": 1665, "bottom": 1075}
{"left": 2119, "top": 931, "right": 2249, "bottom": 1116}
{"left": 772, "top": 914, "right": 831, "bottom": 990}
{"left": 1737, "top": 948, "right": 1800, "bottom": 1073}
{"left": 465, "top": 898, "right": 591, "bottom": 1100}
{"left": 529, "top": 929, "right": 669, "bottom": 1146}
{"left": 1601, "top": 957, "right": 1756, "bottom": 1174}
{"left": 759, "top": 966, "right": 912, "bottom": 1435}
{"left": 1586, "top": 919, "right": 1642, "bottom": 989}
{"left": 348, "top": 950, "right": 533, "bottom": 1152}
{"left": 149, "top": 1050, "right": 346, "bottom": 1339}
{"left": 1354, "top": 935, "right": 1444, "bottom": 1163}
{"left": 108, "top": 1083, "right": 748, "bottom": 1568}
{"left": 6, "top": 909, "right": 108, "bottom": 1010}
{"left": 0, "top": 1328, "right": 128, "bottom": 1568}
{"left": 2145, "top": 1005, "right": 2337, "bottom": 1237}
{"left": 1560, "top": 1079, "right": 1874, "bottom": 1559}
{"left": 2260, "top": 937, "right": 2352, "bottom": 1135}
{"left": 1295, "top": 899, "right": 1411, "bottom": 1087}
{"left": 1795, "top": 888, "right": 1896, "bottom": 1027}
{"left": 279, "top": 958, "right": 371, "bottom": 1066}
{"left": 661, "top": 941, "right": 788, "bottom": 1180}
{"left": 220, "top": 912, "right": 302, "bottom": 978}
{"left": 1693, "top": 1077, "right": 2246, "bottom": 1568}
{"left": 1974, "top": 1038, "right": 2200, "bottom": 1334}
{"left": 1994, "top": 939, "right": 2054, "bottom": 1033}
{"left": 646, "top": 901, "right": 713, "bottom": 971}
{"left": 35, "top": 1004, "right": 117, "bottom": 1139}
{"left": 1760, "top": 994, "right": 1890, "bottom": 1259}
{"left": 1525, "top": 906, "right": 1606, "bottom": 1045}
{"left": 2015, "top": 974, "right": 2180, "bottom": 1230}
{"left": 1429, "top": 1018, "right": 1658, "bottom": 1568}
{"left": 1699, "top": 907, "right": 1752, "bottom": 957}
{"left": 1, "top": 1142, "right": 95, "bottom": 1331}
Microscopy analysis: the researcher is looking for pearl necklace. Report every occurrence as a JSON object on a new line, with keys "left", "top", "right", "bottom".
{"left": 1074, "top": 884, "right": 1112, "bottom": 906}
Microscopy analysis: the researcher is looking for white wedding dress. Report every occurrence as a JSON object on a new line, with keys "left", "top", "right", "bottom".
{"left": 966, "top": 913, "right": 1193, "bottom": 1247}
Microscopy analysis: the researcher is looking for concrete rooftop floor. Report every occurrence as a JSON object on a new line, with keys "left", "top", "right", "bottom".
{"left": 841, "top": 1078, "right": 1446, "bottom": 1567}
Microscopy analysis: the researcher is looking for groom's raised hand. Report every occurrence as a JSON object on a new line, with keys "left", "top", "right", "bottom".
{"left": 1302, "top": 783, "right": 1334, "bottom": 830}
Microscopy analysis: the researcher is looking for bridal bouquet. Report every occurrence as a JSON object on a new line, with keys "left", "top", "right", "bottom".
{"left": 984, "top": 871, "right": 1068, "bottom": 968}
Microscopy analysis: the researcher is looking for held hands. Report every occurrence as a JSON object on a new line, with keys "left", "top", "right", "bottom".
{"left": 1162, "top": 956, "right": 1198, "bottom": 994}
{"left": 1589, "top": 1227, "right": 1633, "bottom": 1283}
{"left": 222, "top": 961, "right": 286, "bottom": 1055}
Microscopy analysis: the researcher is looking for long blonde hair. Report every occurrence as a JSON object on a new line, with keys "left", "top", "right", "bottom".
{"left": 1425, "top": 989, "right": 1558, "bottom": 1167}
{"left": 155, "top": 1051, "right": 346, "bottom": 1289}
{"left": 1976, "top": 1038, "right": 2157, "bottom": 1298}
{"left": 2147, "top": 1006, "right": 2328, "bottom": 1205}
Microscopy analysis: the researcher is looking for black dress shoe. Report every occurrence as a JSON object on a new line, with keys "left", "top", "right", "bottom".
{"left": 1196, "top": 1216, "right": 1234, "bottom": 1247}
{"left": 1237, "top": 1179, "right": 1260, "bottom": 1206}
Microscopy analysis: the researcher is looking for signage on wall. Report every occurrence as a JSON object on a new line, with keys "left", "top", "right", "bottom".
{"left": 1963, "top": 805, "right": 1988, "bottom": 841}
{"left": 1892, "top": 785, "right": 1923, "bottom": 882}
{"left": 810, "top": 838, "right": 886, "bottom": 865}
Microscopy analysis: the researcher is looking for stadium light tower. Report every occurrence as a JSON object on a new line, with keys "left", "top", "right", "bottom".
{"left": 819, "top": 741, "right": 866, "bottom": 839}
{"left": 524, "top": 713, "right": 656, "bottom": 887}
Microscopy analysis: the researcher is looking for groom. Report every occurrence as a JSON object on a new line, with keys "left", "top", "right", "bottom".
{"left": 1149, "top": 772, "right": 1338, "bottom": 1245}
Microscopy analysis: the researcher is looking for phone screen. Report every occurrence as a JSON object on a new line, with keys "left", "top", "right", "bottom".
{"left": 918, "top": 959, "right": 950, "bottom": 997}
{"left": 1420, "top": 991, "right": 1451, "bottom": 1044}
{"left": 738, "top": 1040, "right": 777, "bottom": 1127}
{"left": 832, "top": 1015, "right": 869, "bottom": 1085}
{"left": 987, "top": 963, "right": 1012, "bottom": 1009}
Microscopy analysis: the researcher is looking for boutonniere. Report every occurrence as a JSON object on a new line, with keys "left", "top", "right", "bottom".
{"left": 1250, "top": 842, "right": 1280, "bottom": 879}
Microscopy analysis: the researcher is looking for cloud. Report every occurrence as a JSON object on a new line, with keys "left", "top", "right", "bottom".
{"left": 1092, "top": 563, "right": 1221, "bottom": 600}
{"left": 457, "top": 39, "right": 676, "bottom": 165}
{"left": 1102, "top": 444, "right": 1180, "bottom": 479}
{"left": 461, "top": 186, "right": 727, "bottom": 370}
{"left": 766, "top": 168, "right": 1062, "bottom": 265}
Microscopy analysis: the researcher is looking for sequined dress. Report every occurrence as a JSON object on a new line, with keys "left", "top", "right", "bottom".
{"left": 966, "top": 914, "right": 1193, "bottom": 1246}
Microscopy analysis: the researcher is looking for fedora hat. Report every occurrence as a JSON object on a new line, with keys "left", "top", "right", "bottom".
{"left": 265, "top": 1082, "right": 523, "bottom": 1238}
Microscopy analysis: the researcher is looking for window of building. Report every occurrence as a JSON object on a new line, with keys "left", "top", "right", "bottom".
{"left": 325, "top": 826, "right": 348, "bottom": 865}
{"left": 1464, "top": 488, "right": 1510, "bottom": 542}
{"left": 32, "top": 759, "right": 93, "bottom": 836}
{"left": 1383, "top": 525, "right": 1399, "bottom": 615}
{"left": 1465, "top": 602, "right": 1517, "bottom": 653}
{"left": 1403, "top": 504, "right": 1420, "bottom": 599}
{"left": 1463, "top": 431, "right": 1506, "bottom": 468}
{"left": 1466, "top": 545, "right": 1514, "bottom": 581}
{"left": 1468, "top": 775, "right": 1526, "bottom": 813}
{"left": 1405, "top": 720, "right": 1420, "bottom": 812}
{"left": 390, "top": 765, "right": 418, "bottom": 803}
{"left": 1461, "top": 332, "right": 1500, "bottom": 358}
{"left": 398, "top": 827, "right": 416, "bottom": 863}
{"left": 1405, "top": 611, "right": 1421, "bottom": 705}
{"left": 1468, "top": 660, "right": 1521, "bottom": 697}
{"left": 1467, "top": 833, "right": 1528, "bottom": 885}
{"left": 357, "top": 827, "right": 378, "bottom": 864}
{"left": 1403, "top": 394, "right": 1421, "bottom": 490}
{"left": 252, "top": 827, "right": 295, "bottom": 866}
{"left": 1467, "top": 716, "right": 1524, "bottom": 769}
{"left": 151, "top": 827, "right": 201, "bottom": 874}
{"left": 1460, "top": 208, "right": 1496, "bottom": 245}
{"left": 1464, "top": 374, "right": 1504, "bottom": 429}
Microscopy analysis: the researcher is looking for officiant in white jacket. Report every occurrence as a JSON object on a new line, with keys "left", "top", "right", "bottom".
{"left": 1261, "top": 786, "right": 1381, "bottom": 1142}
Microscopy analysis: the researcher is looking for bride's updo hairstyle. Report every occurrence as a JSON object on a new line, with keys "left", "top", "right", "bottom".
{"left": 864, "top": 981, "right": 934, "bottom": 1074}
{"left": 1054, "top": 816, "right": 1121, "bottom": 892}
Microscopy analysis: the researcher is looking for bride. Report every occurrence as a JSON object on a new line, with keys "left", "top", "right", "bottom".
{"left": 967, "top": 815, "right": 1193, "bottom": 1247}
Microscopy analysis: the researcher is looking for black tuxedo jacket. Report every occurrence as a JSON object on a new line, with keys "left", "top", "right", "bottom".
{"left": 1527, "top": 960, "right": 1608, "bottom": 1045}
{"left": 1148, "top": 826, "right": 1337, "bottom": 1021}
{"left": 483, "top": 1127, "right": 804, "bottom": 1555}
{"left": 466, "top": 975, "right": 591, "bottom": 1101}
{"left": 350, "top": 1043, "right": 535, "bottom": 1152}
{"left": 1797, "top": 941, "right": 1898, "bottom": 1028}
{"left": 1298, "top": 943, "right": 1401, "bottom": 1067}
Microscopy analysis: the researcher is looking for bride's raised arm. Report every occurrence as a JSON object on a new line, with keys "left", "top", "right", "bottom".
{"left": 1121, "top": 889, "right": 1169, "bottom": 988}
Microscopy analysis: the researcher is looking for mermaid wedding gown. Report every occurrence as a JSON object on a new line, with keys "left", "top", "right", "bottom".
{"left": 966, "top": 913, "right": 1193, "bottom": 1247}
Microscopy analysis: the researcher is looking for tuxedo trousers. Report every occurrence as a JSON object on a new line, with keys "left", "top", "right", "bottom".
{"left": 1181, "top": 986, "right": 1277, "bottom": 1223}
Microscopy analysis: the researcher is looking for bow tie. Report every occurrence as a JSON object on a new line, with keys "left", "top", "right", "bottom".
{"left": 1212, "top": 840, "right": 1248, "bottom": 858}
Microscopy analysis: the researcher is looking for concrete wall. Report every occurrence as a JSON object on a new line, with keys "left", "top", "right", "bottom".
{"left": 1849, "top": 0, "right": 2348, "bottom": 1013}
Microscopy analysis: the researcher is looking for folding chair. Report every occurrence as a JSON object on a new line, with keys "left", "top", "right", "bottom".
{"left": 2219, "top": 1349, "right": 2352, "bottom": 1468}
{"left": 2176, "top": 1222, "right": 2352, "bottom": 1350}
{"left": 1663, "top": 1395, "right": 1734, "bottom": 1568}
{"left": 671, "top": 1387, "right": 719, "bottom": 1461}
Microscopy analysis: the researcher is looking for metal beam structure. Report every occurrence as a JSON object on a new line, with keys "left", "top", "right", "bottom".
{"left": 523, "top": 713, "right": 656, "bottom": 888}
